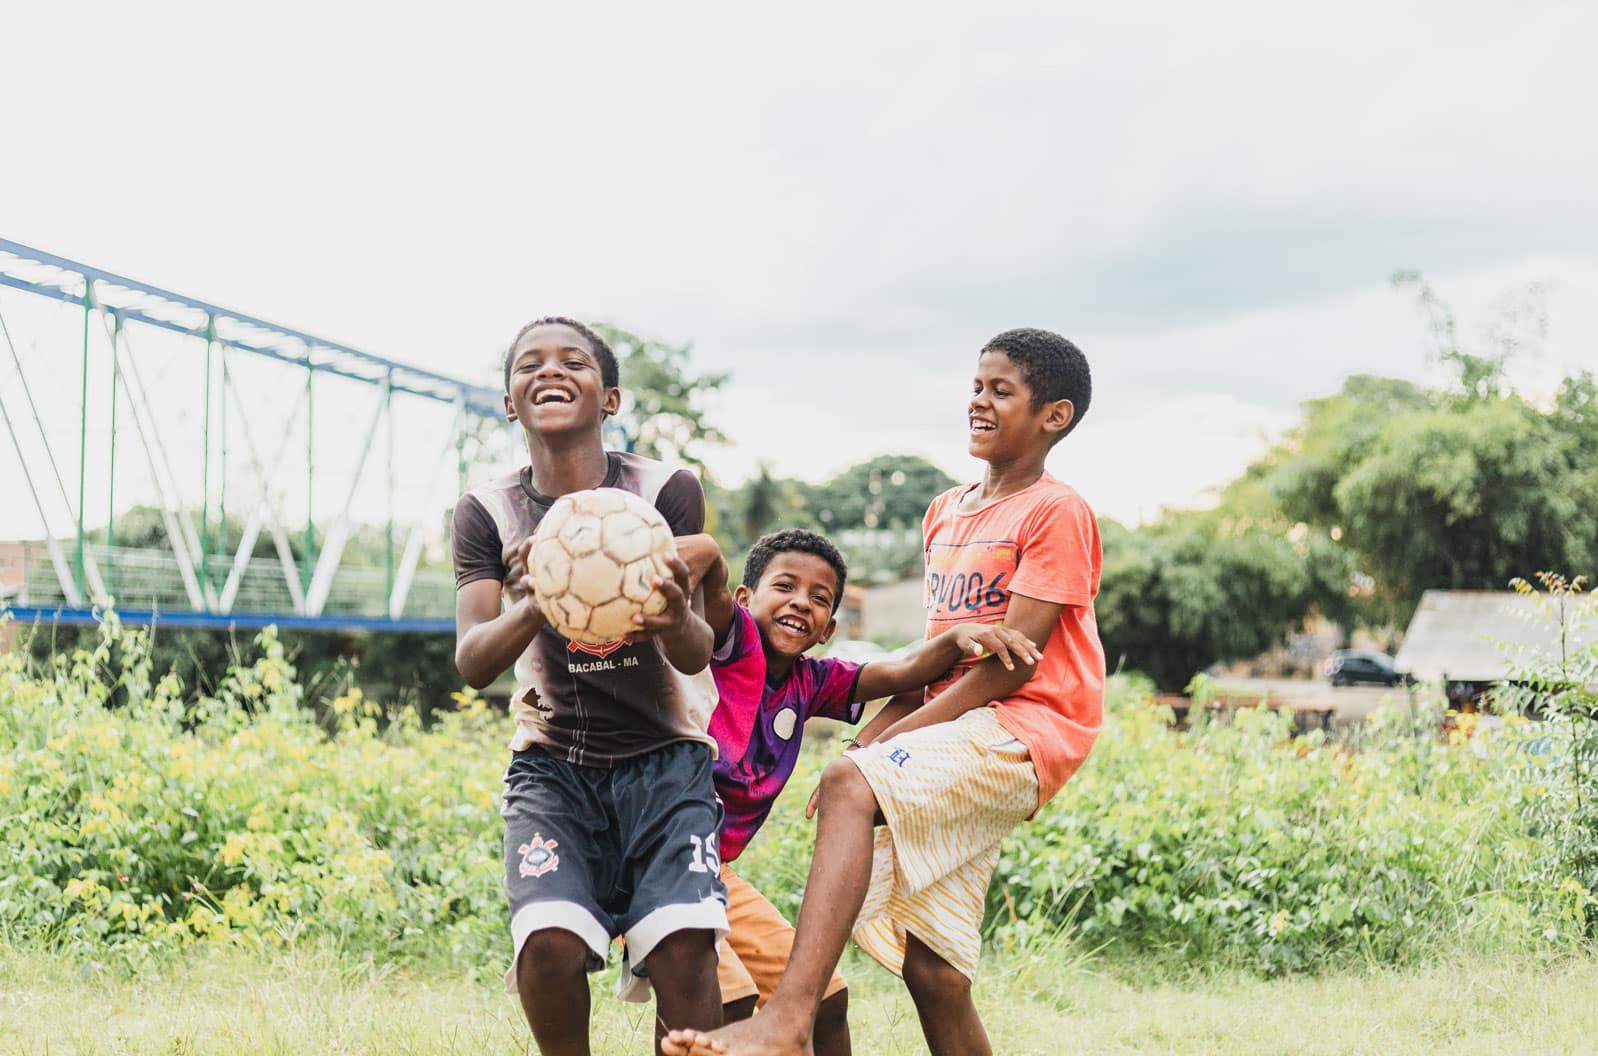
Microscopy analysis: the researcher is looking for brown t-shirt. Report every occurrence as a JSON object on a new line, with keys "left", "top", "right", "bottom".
{"left": 452, "top": 451, "right": 717, "bottom": 767}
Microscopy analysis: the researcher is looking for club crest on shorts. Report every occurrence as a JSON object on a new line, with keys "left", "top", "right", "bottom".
{"left": 518, "top": 833, "right": 560, "bottom": 878}
{"left": 887, "top": 747, "right": 912, "bottom": 767}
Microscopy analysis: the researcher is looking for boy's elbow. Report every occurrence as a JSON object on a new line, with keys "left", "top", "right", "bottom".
{"left": 668, "top": 627, "right": 714, "bottom": 675}
{"left": 672, "top": 643, "right": 712, "bottom": 677}
{"left": 455, "top": 645, "right": 492, "bottom": 689}
{"left": 1004, "top": 659, "right": 1043, "bottom": 691}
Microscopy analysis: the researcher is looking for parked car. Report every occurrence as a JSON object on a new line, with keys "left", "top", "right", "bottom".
{"left": 1324, "top": 649, "right": 1405, "bottom": 687}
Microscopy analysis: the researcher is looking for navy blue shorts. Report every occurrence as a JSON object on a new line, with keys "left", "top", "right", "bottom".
{"left": 501, "top": 740, "right": 727, "bottom": 1000}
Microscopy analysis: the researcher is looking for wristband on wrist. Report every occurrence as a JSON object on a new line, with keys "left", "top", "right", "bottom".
{"left": 842, "top": 736, "right": 863, "bottom": 751}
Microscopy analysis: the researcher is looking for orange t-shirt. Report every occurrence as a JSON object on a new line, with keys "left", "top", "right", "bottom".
{"left": 921, "top": 473, "right": 1104, "bottom": 808}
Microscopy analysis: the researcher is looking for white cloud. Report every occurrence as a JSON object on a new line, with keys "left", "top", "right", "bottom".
{"left": 1, "top": 1, "right": 1595, "bottom": 537}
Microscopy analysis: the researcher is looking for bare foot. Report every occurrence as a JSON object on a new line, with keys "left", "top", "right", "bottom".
{"left": 661, "top": 1014, "right": 813, "bottom": 1056}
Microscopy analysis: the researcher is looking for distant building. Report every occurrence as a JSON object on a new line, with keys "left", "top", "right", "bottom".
{"left": 0, "top": 541, "right": 36, "bottom": 602}
{"left": 855, "top": 578, "right": 926, "bottom": 645}
{"left": 1394, "top": 589, "right": 1598, "bottom": 684}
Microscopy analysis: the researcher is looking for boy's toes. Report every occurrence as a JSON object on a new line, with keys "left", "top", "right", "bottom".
{"left": 662, "top": 1030, "right": 722, "bottom": 1056}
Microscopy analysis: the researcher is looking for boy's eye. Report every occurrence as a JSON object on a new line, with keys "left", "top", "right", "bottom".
{"left": 564, "top": 360, "right": 587, "bottom": 370}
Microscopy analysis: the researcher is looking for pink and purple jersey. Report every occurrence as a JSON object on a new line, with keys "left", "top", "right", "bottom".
{"left": 709, "top": 605, "right": 864, "bottom": 862}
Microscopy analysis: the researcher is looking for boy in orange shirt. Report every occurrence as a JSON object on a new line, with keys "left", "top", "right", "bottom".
{"left": 665, "top": 328, "right": 1103, "bottom": 1056}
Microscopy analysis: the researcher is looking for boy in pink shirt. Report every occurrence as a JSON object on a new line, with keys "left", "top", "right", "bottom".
{"left": 666, "top": 328, "right": 1103, "bottom": 1056}
{"left": 674, "top": 528, "right": 1039, "bottom": 1056}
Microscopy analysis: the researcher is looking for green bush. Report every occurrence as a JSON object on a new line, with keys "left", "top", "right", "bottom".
{"left": 0, "top": 619, "right": 1575, "bottom": 977}
{"left": 985, "top": 700, "right": 1557, "bottom": 974}
{"left": 743, "top": 679, "right": 1571, "bottom": 975}
{"left": 0, "top": 615, "right": 505, "bottom": 973}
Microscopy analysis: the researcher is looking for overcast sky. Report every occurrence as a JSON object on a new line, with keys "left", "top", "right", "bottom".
{"left": 4, "top": 1, "right": 1596, "bottom": 528}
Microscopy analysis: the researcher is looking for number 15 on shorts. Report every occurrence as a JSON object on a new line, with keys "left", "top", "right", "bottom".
{"left": 687, "top": 833, "right": 721, "bottom": 874}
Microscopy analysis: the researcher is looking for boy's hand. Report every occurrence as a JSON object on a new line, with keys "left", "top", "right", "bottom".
{"left": 502, "top": 537, "right": 535, "bottom": 605}
{"left": 951, "top": 623, "right": 1041, "bottom": 671}
{"left": 628, "top": 555, "right": 694, "bottom": 639}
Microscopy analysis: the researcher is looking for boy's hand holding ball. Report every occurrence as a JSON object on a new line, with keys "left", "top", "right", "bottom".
{"left": 502, "top": 537, "right": 537, "bottom": 606}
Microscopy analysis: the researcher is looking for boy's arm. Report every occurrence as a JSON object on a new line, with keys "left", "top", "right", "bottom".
{"left": 624, "top": 472, "right": 714, "bottom": 674}
{"left": 673, "top": 533, "right": 736, "bottom": 644}
{"left": 871, "top": 592, "right": 1065, "bottom": 742}
{"left": 627, "top": 555, "right": 715, "bottom": 675}
{"left": 854, "top": 690, "right": 922, "bottom": 746}
{"left": 455, "top": 537, "right": 547, "bottom": 689}
{"left": 853, "top": 622, "right": 1041, "bottom": 702}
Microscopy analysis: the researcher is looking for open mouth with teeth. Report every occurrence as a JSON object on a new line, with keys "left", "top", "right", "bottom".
{"left": 969, "top": 418, "right": 996, "bottom": 434}
{"left": 772, "top": 615, "right": 810, "bottom": 637}
{"left": 533, "top": 388, "right": 576, "bottom": 406}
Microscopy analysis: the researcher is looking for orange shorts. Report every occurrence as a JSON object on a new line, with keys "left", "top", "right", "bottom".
{"left": 717, "top": 862, "right": 847, "bottom": 1006}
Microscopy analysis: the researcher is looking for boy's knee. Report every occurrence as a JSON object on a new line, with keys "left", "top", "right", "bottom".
{"left": 645, "top": 929, "right": 717, "bottom": 985}
{"left": 819, "top": 756, "right": 876, "bottom": 815}
{"left": 902, "top": 946, "right": 969, "bottom": 1006}
{"left": 516, "top": 928, "right": 591, "bottom": 989}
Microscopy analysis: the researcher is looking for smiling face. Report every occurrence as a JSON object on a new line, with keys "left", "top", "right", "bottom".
{"left": 503, "top": 323, "right": 620, "bottom": 438}
{"left": 735, "top": 550, "right": 840, "bottom": 661}
{"left": 967, "top": 349, "right": 1073, "bottom": 463}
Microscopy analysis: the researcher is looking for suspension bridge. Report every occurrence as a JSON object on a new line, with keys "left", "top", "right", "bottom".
{"left": 0, "top": 239, "right": 522, "bottom": 634}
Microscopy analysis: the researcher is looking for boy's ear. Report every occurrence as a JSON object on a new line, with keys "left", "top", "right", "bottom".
{"left": 1041, "top": 398, "right": 1074, "bottom": 437}
{"left": 818, "top": 615, "right": 838, "bottom": 645}
{"left": 733, "top": 584, "right": 752, "bottom": 607}
{"left": 601, "top": 387, "right": 622, "bottom": 418}
{"left": 504, "top": 393, "right": 517, "bottom": 424}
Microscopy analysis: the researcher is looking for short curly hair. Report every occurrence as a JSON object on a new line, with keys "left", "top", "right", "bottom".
{"left": 982, "top": 328, "right": 1091, "bottom": 439}
{"left": 742, "top": 529, "right": 848, "bottom": 612}
{"left": 503, "top": 316, "right": 620, "bottom": 393}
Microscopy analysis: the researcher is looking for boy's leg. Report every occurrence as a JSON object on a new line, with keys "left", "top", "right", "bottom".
{"left": 662, "top": 754, "right": 880, "bottom": 1056}
{"left": 717, "top": 928, "right": 760, "bottom": 1024}
{"left": 501, "top": 748, "right": 617, "bottom": 1054}
{"left": 611, "top": 742, "right": 730, "bottom": 1049}
{"left": 812, "top": 990, "right": 852, "bottom": 1056}
{"left": 902, "top": 933, "right": 988, "bottom": 1056}
{"left": 719, "top": 863, "right": 852, "bottom": 1056}
{"left": 724, "top": 996, "right": 759, "bottom": 1024}
{"left": 515, "top": 928, "right": 597, "bottom": 1056}
{"left": 649, "top": 928, "right": 723, "bottom": 1052}
{"left": 670, "top": 710, "right": 1038, "bottom": 1056}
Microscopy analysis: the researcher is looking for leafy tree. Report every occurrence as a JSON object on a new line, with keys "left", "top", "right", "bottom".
{"left": 592, "top": 323, "right": 729, "bottom": 469}
{"left": 1230, "top": 274, "right": 1589, "bottom": 623}
{"left": 1248, "top": 375, "right": 1434, "bottom": 530}
{"left": 741, "top": 462, "right": 782, "bottom": 543}
{"left": 1330, "top": 397, "right": 1595, "bottom": 608}
{"left": 799, "top": 454, "right": 957, "bottom": 532}
{"left": 1096, "top": 512, "right": 1355, "bottom": 691}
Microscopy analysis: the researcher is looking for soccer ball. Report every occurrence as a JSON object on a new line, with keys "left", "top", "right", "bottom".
{"left": 528, "top": 488, "right": 678, "bottom": 644}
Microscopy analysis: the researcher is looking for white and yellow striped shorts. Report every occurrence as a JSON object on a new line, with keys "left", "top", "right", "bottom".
{"left": 845, "top": 707, "right": 1038, "bottom": 980}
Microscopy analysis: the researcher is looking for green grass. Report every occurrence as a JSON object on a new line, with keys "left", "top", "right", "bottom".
{"left": 2, "top": 945, "right": 1594, "bottom": 1056}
